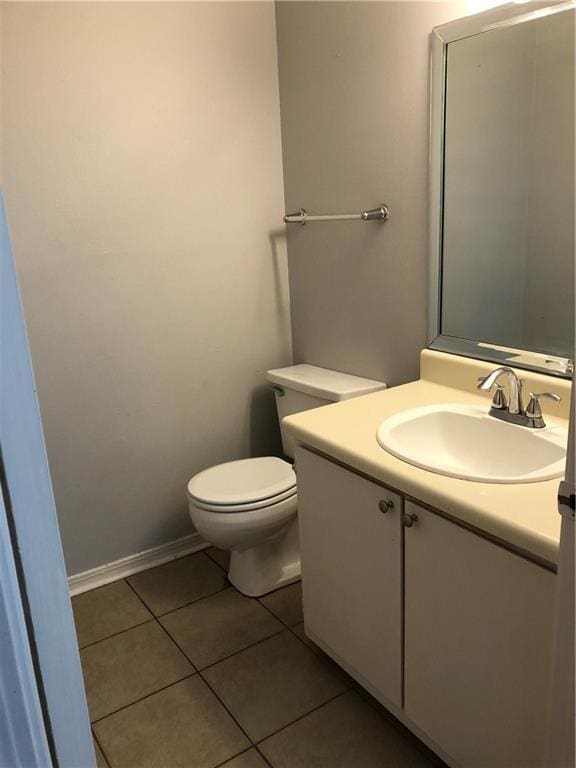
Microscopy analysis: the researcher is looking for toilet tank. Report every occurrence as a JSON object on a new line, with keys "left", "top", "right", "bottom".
{"left": 266, "top": 364, "right": 387, "bottom": 459}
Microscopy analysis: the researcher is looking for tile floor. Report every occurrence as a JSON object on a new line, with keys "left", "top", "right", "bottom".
{"left": 73, "top": 548, "right": 444, "bottom": 768}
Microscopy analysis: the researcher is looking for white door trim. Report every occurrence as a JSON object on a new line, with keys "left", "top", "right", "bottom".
{"left": 0, "top": 486, "right": 52, "bottom": 767}
{"left": 1, "top": 192, "right": 95, "bottom": 767}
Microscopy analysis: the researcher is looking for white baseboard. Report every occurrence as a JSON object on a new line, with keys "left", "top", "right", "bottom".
{"left": 68, "top": 532, "right": 209, "bottom": 596}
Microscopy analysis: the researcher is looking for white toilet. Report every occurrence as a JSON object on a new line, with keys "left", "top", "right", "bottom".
{"left": 187, "top": 364, "right": 386, "bottom": 597}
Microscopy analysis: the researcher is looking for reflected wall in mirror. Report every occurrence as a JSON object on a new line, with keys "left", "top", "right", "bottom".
{"left": 430, "top": 3, "right": 575, "bottom": 376}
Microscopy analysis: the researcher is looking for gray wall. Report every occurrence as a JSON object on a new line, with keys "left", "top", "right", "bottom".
{"left": 275, "top": 1, "right": 465, "bottom": 386}
{"left": 2, "top": 2, "right": 291, "bottom": 576}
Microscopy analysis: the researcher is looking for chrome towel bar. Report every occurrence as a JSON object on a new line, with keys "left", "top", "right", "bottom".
{"left": 284, "top": 204, "right": 389, "bottom": 225}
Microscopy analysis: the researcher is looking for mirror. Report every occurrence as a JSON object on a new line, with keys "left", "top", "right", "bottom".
{"left": 429, "top": 3, "right": 575, "bottom": 378}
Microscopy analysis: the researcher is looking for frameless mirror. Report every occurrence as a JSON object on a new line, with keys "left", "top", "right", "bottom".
{"left": 429, "top": 2, "right": 575, "bottom": 378}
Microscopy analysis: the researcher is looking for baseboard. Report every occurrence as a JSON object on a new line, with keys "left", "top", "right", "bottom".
{"left": 68, "top": 532, "right": 209, "bottom": 596}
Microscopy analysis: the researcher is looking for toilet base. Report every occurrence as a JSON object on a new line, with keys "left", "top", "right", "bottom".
{"left": 228, "top": 518, "right": 301, "bottom": 597}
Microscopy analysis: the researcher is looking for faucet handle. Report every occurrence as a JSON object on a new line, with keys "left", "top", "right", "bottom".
{"left": 476, "top": 377, "right": 508, "bottom": 410}
{"left": 526, "top": 392, "right": 561, "bottom": 420}
{"left": 491, "top": 383, "right": 507, "bottom": 410}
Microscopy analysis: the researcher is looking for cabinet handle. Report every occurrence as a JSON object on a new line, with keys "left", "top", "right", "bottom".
{"left": 401, "top": 512, "right": 418, "bottom": 528}
{"left": 379, "top": 499, "right": 394, "bottom": 514}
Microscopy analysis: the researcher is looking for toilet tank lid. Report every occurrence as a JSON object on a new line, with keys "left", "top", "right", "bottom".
{"left": 266, "top": 364, "right": 387, "bottom": 401}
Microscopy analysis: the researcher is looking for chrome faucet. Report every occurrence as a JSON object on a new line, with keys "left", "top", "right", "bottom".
{"left": 476, "top": 366, "right": 560, "bottom": 428}
{"left": 477, "top": 366, "right": 523, "bottom": 414}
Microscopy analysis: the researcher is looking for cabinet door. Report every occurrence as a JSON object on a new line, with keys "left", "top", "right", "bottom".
{"left": 404, "top": 501, "right": 555, "bottom": 768}
{"left": 296, "top": 447, "right": 402, "bottom": 708}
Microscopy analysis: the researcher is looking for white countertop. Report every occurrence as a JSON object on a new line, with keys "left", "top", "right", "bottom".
{"left": 284, "top": 351, "right": 571, "bottom": 566}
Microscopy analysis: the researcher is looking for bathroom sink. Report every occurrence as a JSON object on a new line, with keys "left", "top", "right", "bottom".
{"left": 376, "top": 404, "right": 567, "bottom": 483}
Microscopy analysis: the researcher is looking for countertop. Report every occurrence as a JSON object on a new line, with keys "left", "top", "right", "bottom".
{"left": 283, "top": 351, "right": 572, "bottom": 566}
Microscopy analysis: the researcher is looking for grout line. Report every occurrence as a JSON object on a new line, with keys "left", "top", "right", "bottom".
{"left": 351, "top": 683, "right": 448, "bottom": 767}
{"left": 253, "top": 590, "right": 345, "bottom": 673}
{"left": 203, "top": 547, "right": 230, "bottom": 573}
{"left": 254, "top": 744, "right": 275, "bottom": 767}
{"left": 261, "top": 600, "right": 440, "bottom": 766}
{"left": 78, "top": 581, "right": 288, "bottom": 661}
{"left": 90, "top": 672, "right": 198, "bottom": 726}
{"left": 286, "top": 626, "right": 321, "bottom": 657}
{"left": 195, "top": 624, "right": 351, "bottom": 756}
{"left": 69, "top": 539, "right": 211, "bottom": 597}
{"left": 256, "top": 599, "right": 316, "bottom": 654}
{"left": 86, "top": 568, "right": 330, "bottom": 763}
{"left": 123, "top": 575, "right": 156, "bottom": 615}
{"left": 258, "top": 591, "right": 421, "bottom": 755}
{"left": 153, "top": 584, "right": 232, "bottom": 620}
{"left": 80, "top": 565, "right": 442, "bottom": 765}
{"left": 255, "top": 689, "right": 349, "bottom": 746}
{"left": 212, "top": 746, "right": 257, "bottom": 768}
{"left": 91, "top": 728, "right": 111, "bottom": 768}
{"left": 124, "top": 574, "right": 229, "bottom": 621}
{"left": 122, "top": 576, "right": 158, "bottom": 615}
{"left": 198, "top": 670, "right": 256, "bottom": 748}
{"left": 153, "top": 619, "right": 256, "bottom": 747}
{"left": 176, "top": 626, "right": 286, "bottom": 674}
{"left": 154, "top": 602, "right": 285, "bottom": 673}
{"left": 85, "top": 577, "right": 360, "bottom": 767}
{"left": 155, "top": 584, "right": 229, "bottom": 618}
{"left": 79, "top": 617, "right": 156, "bottom": 652}
{"left": 256, "top": 595, "right": 298, "bottom": 631}
{"left": 354, "top": 684, "right": 448, "bottom": 767}
{"left": 121, "top": 549, "right": 227, "bottom": 612}
{"left": 149, "top": 590, "right": 286, "bottom": 671}
{"left": 152, "top": 617, "right": 198, "bottom": 670}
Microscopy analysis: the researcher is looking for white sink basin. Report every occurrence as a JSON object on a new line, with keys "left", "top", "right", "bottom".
{"left": 376, "top": 404, "right": 567, "bottom": 484}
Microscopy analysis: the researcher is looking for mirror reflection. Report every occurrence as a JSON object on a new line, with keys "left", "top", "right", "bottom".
{"left": 440, "top": 8, "right": 575, "bottom": 360}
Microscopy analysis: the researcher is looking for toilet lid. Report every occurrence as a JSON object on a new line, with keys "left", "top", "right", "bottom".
{"left": 187, "top": 457, "right": 296, "bottom": 506}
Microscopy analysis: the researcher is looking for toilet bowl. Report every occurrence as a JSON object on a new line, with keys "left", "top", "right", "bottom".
{"left": 187, "top": 365, "right": 386, "bottom": 596}
{"left": 188, "top": 457, "right": 298, "bottom": 596}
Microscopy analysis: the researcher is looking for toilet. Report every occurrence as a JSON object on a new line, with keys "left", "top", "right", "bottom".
{"left": 187, "top": 364, "right": 386, "bottom": 597}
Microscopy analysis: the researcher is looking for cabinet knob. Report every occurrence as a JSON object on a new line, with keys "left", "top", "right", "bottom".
{"left": 401, "top": 512, "right": 418, "bottom": 528}
{"left": 378, "top": 499, "right": 394, "bottom": 514}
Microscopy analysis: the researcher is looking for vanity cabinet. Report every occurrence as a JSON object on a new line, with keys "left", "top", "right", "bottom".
{"left": 404, "top": 501, "right": 556, "bottom": 768}
{"left": 296, "top": 447, "right": 556, "bottom": 768}
{"left": 296, "top": 446, "right": 402, "bottom": 708}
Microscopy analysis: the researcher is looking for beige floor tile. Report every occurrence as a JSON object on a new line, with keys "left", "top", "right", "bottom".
{"left": 259, "top": 582, "right": 303, "bottom": 627}
{"left": 127, "top": 553, "right": 226, "bottom": 615}
{"left": 220, "top": 749, "right": 269, "bottom": 768}
{"left": 290, "top": 625, "right": 357, "bottom": 687}
{"left": 81, "top": 621, "right": 194, "bottom": 721}
{"left": 259, "top": 690, "right": 439, "bottom": 768}
{"left": 72, "top": 581, "right": 152, "bottom": 648}
{"left": 290, "top": 623, "right": 315, "bottom": 650}
{"left": 205, "top": 546, "right": 231, "bottom": 571}
{"left": 160, "top": 588, "right": 283, "bottom": 669}
{"left": 93, "top": 738, "right": 108, "bottom": 768}
{"left": 202, "top": 630, "right": 348, "bottom": 742}
{"left": 94, "top": 676, "right": 249, "bottom": 768}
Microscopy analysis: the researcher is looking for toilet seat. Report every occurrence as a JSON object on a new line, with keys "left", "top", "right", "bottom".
{"left": 190, "top": 487, "right": 297, "bottom": 513}
{"left": 187, "top": 457, "right": 296, "bottom": 512}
